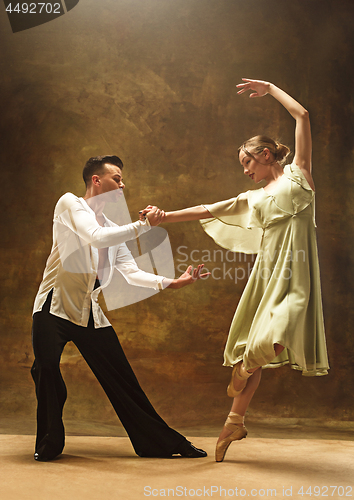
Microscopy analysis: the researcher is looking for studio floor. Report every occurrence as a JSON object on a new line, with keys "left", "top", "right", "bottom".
{"left": 1, "top": 422, "right": 353, "bottom": 500}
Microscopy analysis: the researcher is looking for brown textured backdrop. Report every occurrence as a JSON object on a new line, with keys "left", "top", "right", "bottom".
{"left": 0, "top": 0, "right": 353, "bottom": 435}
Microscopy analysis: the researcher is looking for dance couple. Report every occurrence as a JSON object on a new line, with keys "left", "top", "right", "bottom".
{"left": 31, "top": 78, "right": 329, "bottom": 463}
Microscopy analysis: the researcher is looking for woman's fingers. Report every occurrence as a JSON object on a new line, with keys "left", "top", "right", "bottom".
{"left": 146, "top": 206, "right": 166, "bottom": 226}
{"left": 236, "top": 79, "right": 268, "bottom": 98}
{"left": 236, "top": 78, "right": 254, "bottom": 88}
{"left": 139, "top": 205, "right": 155, "bottom": 219}
{"left": 236, "top": 82, "right": 254, "bottom": 95}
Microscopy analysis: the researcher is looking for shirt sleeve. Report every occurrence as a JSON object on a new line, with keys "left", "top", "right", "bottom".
{"left": 54, "top": 193, "right": 151, "bottom": 249}
{"left": 114, "top": 243, "right": 168, "bottom": 291}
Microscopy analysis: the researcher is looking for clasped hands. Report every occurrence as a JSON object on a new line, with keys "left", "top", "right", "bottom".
{"left": 139, "top": 205, "right": 165, "bottom": 226}
{"left": 138, "top": 205, "right": 210, "bottom": 286}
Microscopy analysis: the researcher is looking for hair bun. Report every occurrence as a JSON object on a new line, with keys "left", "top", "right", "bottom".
{"left": 274, "top": 141, "right": 290, "bottom": 162}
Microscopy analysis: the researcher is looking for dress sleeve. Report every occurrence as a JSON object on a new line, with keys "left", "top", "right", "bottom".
{"left": 283, "top": 162, "right": 315, "bottom": 217}
{"left": 200, "top": 192, "right": 263, "bottom": 254}
{"left": 284, "top": 162, "right": 314, "bottom": 193}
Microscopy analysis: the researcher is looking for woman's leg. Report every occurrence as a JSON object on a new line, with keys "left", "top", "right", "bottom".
{"left": 217, "top": 367, "right": 262, "bottom": 443}
{"left": 228, "top": 344, "right": 283, "bottom": 394}
{"left": 216, "top": 343, "right": 284, "bottom": 450}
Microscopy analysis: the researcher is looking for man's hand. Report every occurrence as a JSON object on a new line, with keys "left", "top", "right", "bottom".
{"left": 139, "top": 205, "right": 165, "bottom": 226}
{"left": 167, "top": 265, "right": 211, "bottom": 289}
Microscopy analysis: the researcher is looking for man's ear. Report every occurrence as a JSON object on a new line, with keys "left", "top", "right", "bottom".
{"left": 92, "top": 174, "right": 100, "bottom": 186}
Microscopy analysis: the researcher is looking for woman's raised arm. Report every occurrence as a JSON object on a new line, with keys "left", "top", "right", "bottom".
{"left": 237, "top": 79, "right": 314, "bottom": 188}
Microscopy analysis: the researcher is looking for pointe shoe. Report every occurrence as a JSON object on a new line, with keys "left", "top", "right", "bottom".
{"left": 227, "top": 361, "right": 253, "bottom": 398}
{"left": 215, "top": 412, "right": 247, "bottom": 462}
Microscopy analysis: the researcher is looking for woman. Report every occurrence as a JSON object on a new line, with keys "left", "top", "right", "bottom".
{"left": 141, "top": 78, "right": 329, "bottom": 462}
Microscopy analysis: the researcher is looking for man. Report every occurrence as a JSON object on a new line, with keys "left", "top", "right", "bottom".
{"left": 31, "top": 155, "right": 209, "bottom": 461}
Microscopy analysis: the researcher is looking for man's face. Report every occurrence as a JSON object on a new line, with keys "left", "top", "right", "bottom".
{"left": 98, "top": 164, "right": 125, "bottom": 202}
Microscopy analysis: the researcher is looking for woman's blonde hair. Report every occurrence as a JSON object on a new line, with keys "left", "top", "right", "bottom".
{"left": 238, "top": 135, "right": 290, "bottom": 166}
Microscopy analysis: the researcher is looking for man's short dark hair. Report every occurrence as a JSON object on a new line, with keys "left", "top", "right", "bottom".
{"left": 83, "top": 155, "right": 124, "bottom": 187}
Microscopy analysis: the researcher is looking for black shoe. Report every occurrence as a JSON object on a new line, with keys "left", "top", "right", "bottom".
{"left": 34, "top": 452, "right": 60, "bottom": 462}
{"left": 174, "top": 440, "right": 207, "bottom": 458}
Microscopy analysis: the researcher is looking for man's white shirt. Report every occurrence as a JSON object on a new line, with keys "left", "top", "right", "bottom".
{"left": 33, "top": 193, "right": 172, "bottom": 328}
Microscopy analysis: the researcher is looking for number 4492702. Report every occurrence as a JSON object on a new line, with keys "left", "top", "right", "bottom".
{"left": 6, "top": 3, "right": 62, "bottom": 14}
{"left": 298, "top": 485, "right": 352, "bottom": 496}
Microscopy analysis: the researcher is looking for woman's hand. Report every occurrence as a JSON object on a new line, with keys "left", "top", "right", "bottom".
{"left": 139, "top": 205, "right": 165, "bottom": 226}
{"left": 236, "top": 78, "right": 271, "bottom": 98}
{"left": 139, "top": 205, "right": 153, "bottom": 220}
{"left": 167, "top": 265, "right": 211, "bottom": 289}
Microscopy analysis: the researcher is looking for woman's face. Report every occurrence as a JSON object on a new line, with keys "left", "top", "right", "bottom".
{"left": 239, "top": 149, "right": 271, "bottom": 184}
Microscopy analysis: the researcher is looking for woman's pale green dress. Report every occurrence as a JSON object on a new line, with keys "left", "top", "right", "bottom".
{"left": 200, "top": 162, "right": 329, "bottom": 376}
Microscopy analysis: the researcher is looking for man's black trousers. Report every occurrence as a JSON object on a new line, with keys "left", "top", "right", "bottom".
{"left": 31, "top": 290, "right": 186, "bottom": 459}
